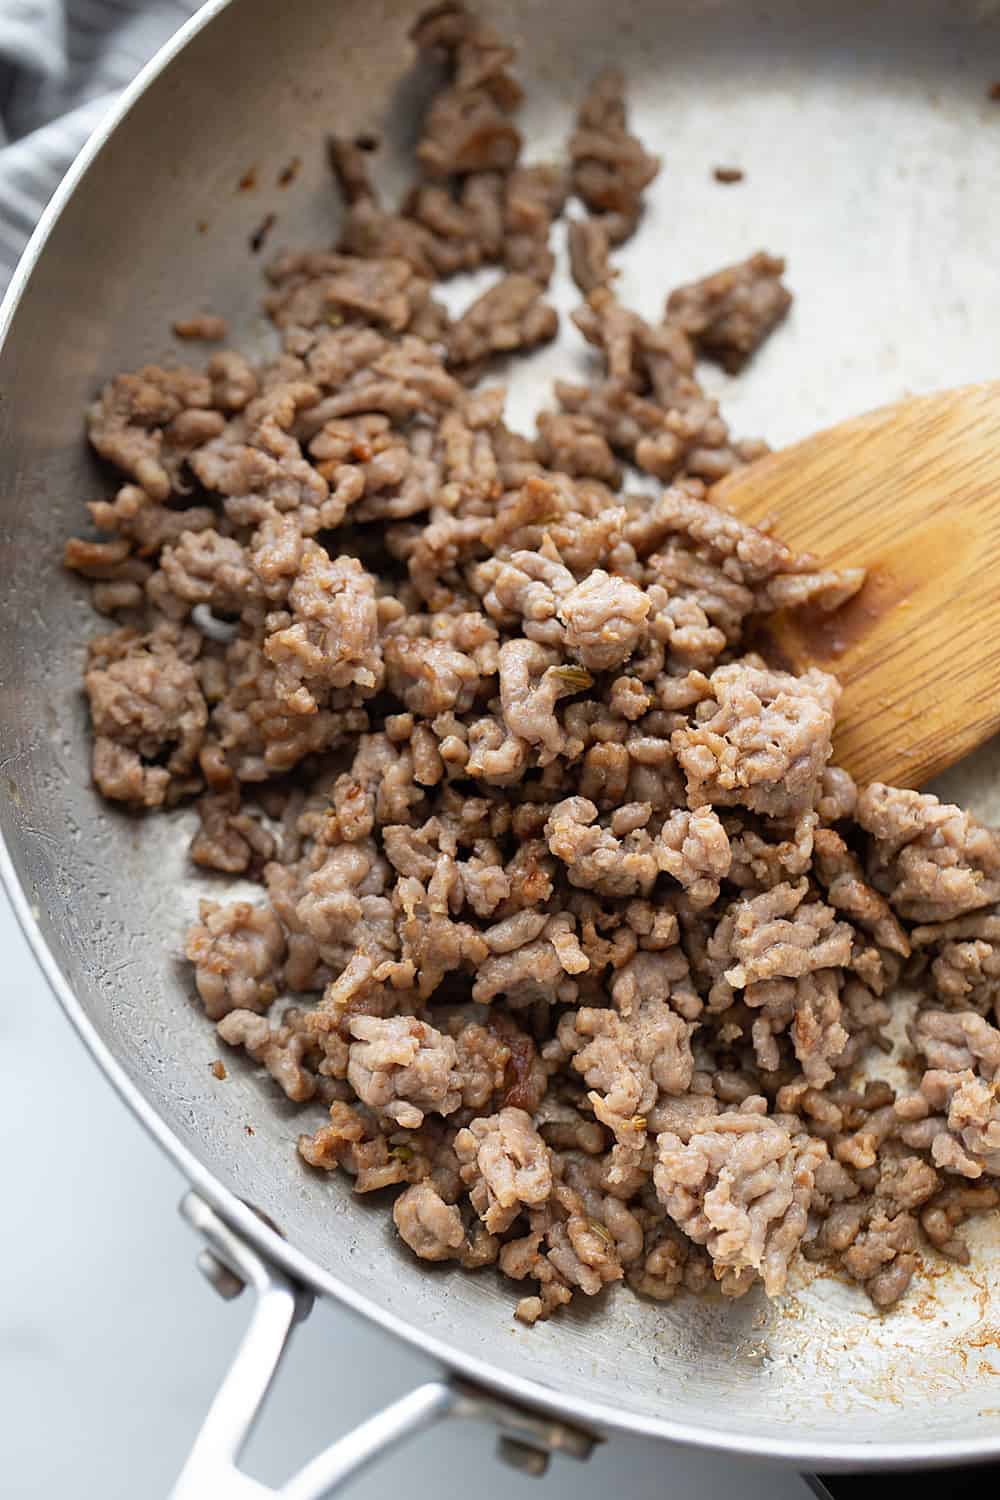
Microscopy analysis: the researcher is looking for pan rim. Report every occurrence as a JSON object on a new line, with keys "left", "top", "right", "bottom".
{"left": 3, "top": 0, "right": 1000, "bottom": 1470}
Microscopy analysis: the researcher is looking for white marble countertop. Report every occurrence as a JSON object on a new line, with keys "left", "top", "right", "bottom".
{"left": 0, "top": 881, "right": 810, "bottom": 1500}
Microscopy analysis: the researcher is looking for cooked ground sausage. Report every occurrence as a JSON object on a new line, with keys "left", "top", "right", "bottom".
{"left": 65, "top": 2, "right": 1000, "bottom": 1322}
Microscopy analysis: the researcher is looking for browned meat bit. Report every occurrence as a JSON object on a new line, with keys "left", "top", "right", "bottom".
{"left": 327, "top": 135, "right": 374, "bottom": 207}
{"left": 393, "top": 1181, "right": 466, "bottom": 1261}
{"left": 82, "top": 485, "right": 217, "bottom": 563}
{"left": 65, "top": 521, "right": 143, "bottom": 578}
{"left": 297, "top": 1099, "right": 430, "bottom": 1193}
{"left": 555, "top": 959, "right": 695, "bottom": 1176}
{"left": 837, "top": 978, "right": 892, "bottom": 1069}
{"left": 912, "top": 1008, "right": 1000, "bottom": 1076}
{"left": 265, "top": 251, "right": 424, "bottom": 334}
{"left": 784, "top": 970, "right": 848, "bottom": 1086}
{"left": 472, "top": 911, "right": 585, "bottom": 1007}
{"left": 658, "top": 807, "right": 731, "bottom": 909}
{"left": 566, "top": 66, "right": 659, "bottom": 295}
{"left": 269, "top": 837, "right": 398, "bottom": 987}
{"left": 190, "top": 790, "right": 276, "bottom": 874}
{"left": 817, "top": 765, "right": 858, "bottom": 824}
{"left": 776, "top": 1075, "right": 896, "bottom": 1159}
{"left": 857, "top": 783, "right": 1000, "bottom": 923}
{"left": 895, "top": 1010, "right": 1000, "bottom": 1178}
{"left": 759, "top": 565, "right": 866, "bottom": 615}
{"left": 336, "top": 197, "right": 443, "bottom": 282}
{"left": 157, "top": 528, "right": 258, "bottom": 617}
{"left": 208, "top": 350, "right": 258, "bottom": 411}
{"left": 330, "top": 133, "right": 508, "bottom": 280}
{"left": 411, "top": 2, "right": 522, "bottom": 178}
{"left": 173, "top": 314, "right": 228, "bottom": 341}
{"left": 572, "top": 286, "right": 697, "bottom": 402}
{"left": 665, "top": 251, "right": 792, "bottom": 372}
{"left": 921, "top": 1180, "right": 1000, "bottom": 1263}
{"left": 405, "top": 184, "right": 497, "bottom": 275}
{"left": 552, "top": 287, "right": 765, "bottom": 484}
{"left": 911, "top": 910, "right": 1000, "bottom": 1012}
{"left": 712, "top": 166, "right": 744, "bottom": 184}
{"left": 63, "top": 535, "right": 151, "bottom": 617}
{"left": 411, "top": 0, "right": 517, "bottom": 95}
{"left": 493, "top": 637, "right": 578, "bottom": 760}
{"left": 84, "top": 623, "right": 207, "bottom": 807}
{"left": 559, "top": 571, "right": 650, "bottom": 671}
{"left": 187, "top": 392, "right": 332, "bottom": 536}
{"left": 88, "top": 364, "right": 214, "bottom": 500}
{"left": 624, "top": 482, "right": 795, "bottom": 581}
{"left": 812, "top": 827, "right": 911, "bottom": 957}
{"left": 455, "top": 1106, "right": 553, "bottom": 1232}
{"left": 655, "top": 1102, "right": 827, "bottom": 1296}
{"left": 533, "top": 1170, "right": 634, "bottom": 1305}
{"left": 570, "top": 68, "right": 660, "bottom": 222}
{"left": 185, "top": 900, "right": 286, "bottom": 1020}
{"left": 544, "top": 798, "right": 659, "bottom": 898}
{"left": 347, "top": 1015, "right": 461, "bottom": 1127}
{"left": 712, "top": 879, "right": 854, "bottom": 993}
{"left": 461, "top": 171, "right": 506, "bottom": 256}
{"left": 418, "top": 90, "right": 520, "bottom": 177}
{"left": 218, "top": 1007, "right": 319, "bottom": 1102}
{"left": 448, "top": 274, "right": 557, "bottom": 367}
{"left": 672, "top": 663, "right": 840, "bottom": 819}
{"left": 567, "top": 216, "right": 615, "bottom": 295}
{"left": 808, "top": 1154, "right": 938, "bottom": 1308}
{"left": 384, "top": 635, "right": 484, "bottom": 717}
{"left": 393, "top": 865, "right": 490, "bottom": 998}
{"left": 264, "top": 547, "right": 382, "bottom": 713}
{"left": 625, "top": 1219, "right": 713, "bottom": 1304}
{"left": 535, "top": 409, "right": 620, "bottom": 483}
{"left": 730, "top": 966, "right": 849, "bottom": 1084}
{"left": 725, "top": 809, "right": 817, "bottom": 895}
{"left": 898, "top": 1068, "right": 1000, "bottom": 1179}
{"left": 503, "top": 165, "right": 567, "bottom": 284}
{"left": 503, "top": 1191, "right": 616, "bottom": 1323}
{"left": 207, "top": 639, "right": 369, "bottom": 784}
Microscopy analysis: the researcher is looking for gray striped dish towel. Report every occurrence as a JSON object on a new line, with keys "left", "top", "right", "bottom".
{"left": 0, "top": 0, "right": 198, "bottom": 289}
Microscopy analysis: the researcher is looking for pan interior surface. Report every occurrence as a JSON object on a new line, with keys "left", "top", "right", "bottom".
{"left": 5, "top": 0, "right": 1000, "bottom": 1462}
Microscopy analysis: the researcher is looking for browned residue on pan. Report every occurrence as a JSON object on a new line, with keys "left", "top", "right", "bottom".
{"left": 249, "top": 212, "right": 276, "bottom": 253}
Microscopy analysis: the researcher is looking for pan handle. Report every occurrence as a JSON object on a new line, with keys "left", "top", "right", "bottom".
{"left": 169, "top": 1193, "right": 596, "bottom": 1500}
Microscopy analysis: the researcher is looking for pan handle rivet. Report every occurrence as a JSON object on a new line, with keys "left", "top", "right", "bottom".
{"left": 196, "top": 1246, "right": 245, "bottom": 1300}
{"left": 497, "top": 1436, "right": 549, "bottom": 1478}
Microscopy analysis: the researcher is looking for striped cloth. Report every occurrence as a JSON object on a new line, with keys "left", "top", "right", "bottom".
{"left": 0, "top": 0, "right": 197, "bottom": 286}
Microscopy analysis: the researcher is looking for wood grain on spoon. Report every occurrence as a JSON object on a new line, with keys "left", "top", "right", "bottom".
{"left": 712, "top": 381, "right": 1000, "bottom": 790}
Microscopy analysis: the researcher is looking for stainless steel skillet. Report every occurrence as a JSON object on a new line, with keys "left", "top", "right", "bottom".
{"left": 5, "top": 0, "right": 1000, "bottom": 1491}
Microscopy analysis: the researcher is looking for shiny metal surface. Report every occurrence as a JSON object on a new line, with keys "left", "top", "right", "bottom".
{"left": 4, "top": 0, "right": 1000, "bottom": 1470}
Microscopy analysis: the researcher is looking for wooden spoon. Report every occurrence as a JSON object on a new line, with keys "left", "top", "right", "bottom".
{"left": 711, "top": 380, "right": 1000, "bottom": 791}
